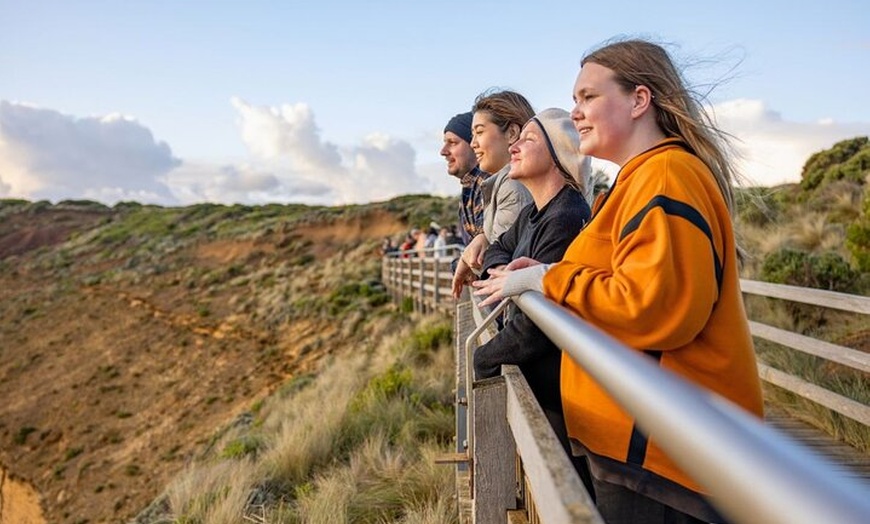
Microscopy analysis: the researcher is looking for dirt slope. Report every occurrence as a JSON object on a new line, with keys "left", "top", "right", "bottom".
{"left": 0, "top": 199, "right": 431, "bottom": 523}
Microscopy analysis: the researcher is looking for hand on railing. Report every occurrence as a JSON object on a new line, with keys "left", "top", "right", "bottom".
{"left": 451, "top": 235, "right": 489, "bottom": 299}
{"left": 462, "top": 234, "right": 489, "bottom": 270}
{"left": 472, "top": 257, "right": 545, "bottom": 307}
{"left": 451, "top": 257, "right": 475, "bottom": 299}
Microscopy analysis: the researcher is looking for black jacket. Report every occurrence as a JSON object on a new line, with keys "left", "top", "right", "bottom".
{"left": 473, "top": 185, "right": 590, "bottom": 411}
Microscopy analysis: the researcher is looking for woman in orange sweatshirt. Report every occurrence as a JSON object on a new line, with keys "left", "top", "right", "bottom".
{"left": 473, "top": 39, "right": 763, "bottom": 523}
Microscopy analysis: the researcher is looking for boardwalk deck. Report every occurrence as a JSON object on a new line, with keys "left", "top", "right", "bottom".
{"left": 765, "top": 405, "right": 870, "bottom": 481}
{"left": 384, "top": 256, "right": 870, "bottom": 523}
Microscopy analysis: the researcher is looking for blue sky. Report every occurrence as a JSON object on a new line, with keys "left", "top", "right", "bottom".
{"left": 1, "top": 0, "right": 868, "bottom": 206}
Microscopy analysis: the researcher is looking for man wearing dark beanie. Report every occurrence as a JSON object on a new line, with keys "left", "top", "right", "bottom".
{"left": 441, "top": 112, "right": 490, "bottom": 245}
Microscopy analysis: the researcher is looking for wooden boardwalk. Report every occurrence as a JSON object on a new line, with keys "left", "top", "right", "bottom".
{"left": 765, "top": 406, "right": 870, "bottom": 481}
{"left": 384, "top": 255, "right": 870, "bottom": 523}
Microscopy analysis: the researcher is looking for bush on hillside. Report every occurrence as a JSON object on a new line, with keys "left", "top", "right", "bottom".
{"left": 760, "top": 248, "right": 858, "bottom": 293}
{"left": 327, "top": 281, "right": 389, "bottom": 315}
{"left": 57, "top": 199, "right": 109, "bottom": 210}
{"left": 845, "top": 181, "right": 870, "bottom": 273}
{"left": 800, "top": 136, "right": 869, "bottom": 191}
{"left": 760, "top": 248, "right": 861, "bottom": 329}
{"left": 846, "top": 222, "right": 870, "bottom": 273}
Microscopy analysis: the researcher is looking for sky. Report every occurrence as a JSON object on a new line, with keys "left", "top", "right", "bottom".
{"left": 1, "top": 0, "right": 869, "bottom": 207}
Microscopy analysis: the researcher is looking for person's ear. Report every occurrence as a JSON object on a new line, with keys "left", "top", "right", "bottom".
{"left": 506, "top": 123, "right": 521, "bottom": 144}
{"left": 631, "top": 84, "right": 655, "bottom": 118}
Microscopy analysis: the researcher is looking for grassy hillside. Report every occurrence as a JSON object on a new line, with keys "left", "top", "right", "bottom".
{"left": 0, "top": 195, "right": 459, "bottom": 524}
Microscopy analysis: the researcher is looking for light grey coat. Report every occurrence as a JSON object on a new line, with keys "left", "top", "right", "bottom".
{"left": 481, "top": 164, "right": 532, "bottom": 244}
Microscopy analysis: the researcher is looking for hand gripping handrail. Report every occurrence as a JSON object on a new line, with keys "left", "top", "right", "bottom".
{"left": 512, "top": 291, "right": 870, "bottom": 524}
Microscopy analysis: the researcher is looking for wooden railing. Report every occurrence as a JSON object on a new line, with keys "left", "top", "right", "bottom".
{"left": 740, "top": 280, "right": 870, "bottom": 426}
{"left": 381, "top": 245, "right": 463, "bottom": 314}
{"left": 382, "top": 254, "right": 870, "bottom": 524}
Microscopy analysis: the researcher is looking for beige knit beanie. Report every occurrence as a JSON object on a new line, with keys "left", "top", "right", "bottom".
{"left": 529, "top": 108, "right": 593, "bottom": 203}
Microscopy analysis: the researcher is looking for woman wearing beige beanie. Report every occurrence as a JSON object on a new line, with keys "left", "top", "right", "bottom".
{"left": 470, "top": 107, "right": 594, "bottom": 493}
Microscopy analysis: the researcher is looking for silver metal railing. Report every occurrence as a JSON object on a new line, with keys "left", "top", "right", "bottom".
{"left": 506, "top": 291, "right": 870, "bottom": 524}
{"left": 382, "top": 252, "right": 870, "bottom": 522}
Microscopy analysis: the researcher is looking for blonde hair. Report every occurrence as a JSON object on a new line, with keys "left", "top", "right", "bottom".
{"left": 582, "top": 39, "right": 739, "bottom": 214}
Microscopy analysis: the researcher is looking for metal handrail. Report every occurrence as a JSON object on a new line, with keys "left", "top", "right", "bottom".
{"left": 512, "top": 291, "right": 870, "bottom": 524}
{"left": 383, "top": 243, "right": 464, "bottom": 259}
{"left": 382, "top": 254, "right": 870, "bottom": 522}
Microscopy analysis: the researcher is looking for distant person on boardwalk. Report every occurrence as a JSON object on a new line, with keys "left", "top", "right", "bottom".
{"left": 473, "top": 38, "right": 763, "bottom": 523}
{"left": 471, "top": 107, "right": 594, "bottom": 493}
{"left": 433, "top": 227, "right": 449, "bottom": 258}
{"left": 451, "top": 89, "right": 534, "bottom": 298}
{"left": 398, "top": 231, "right": 416, "bottom": 258}
{"left": 380, "top": 236, "right": 398, "bottom": 256}
{"left": 441, "top": 111, "right": 488, "bottom": 246}
{"left": 413, "top": 228, "right": 428, "bottom": 257}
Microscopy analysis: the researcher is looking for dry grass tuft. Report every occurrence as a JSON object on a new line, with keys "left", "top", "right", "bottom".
{"left": 787, "top": 212, "right": 843, "bottom": 252}
{"left": 160, "top": 311, "right": 458, "bottom": 523}
{"left": 166, "top": 459, "right": 258, "bottom": 523}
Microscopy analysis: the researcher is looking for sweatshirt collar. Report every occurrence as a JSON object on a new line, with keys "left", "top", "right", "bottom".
{"left": 591, "top": 138, "right": 690, "bottom": 216}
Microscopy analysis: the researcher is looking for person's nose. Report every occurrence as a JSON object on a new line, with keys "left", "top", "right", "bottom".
{"left": 571, "top": 103, "right": 583, "bottom": 129}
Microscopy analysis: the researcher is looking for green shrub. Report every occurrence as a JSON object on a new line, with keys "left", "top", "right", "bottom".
{"left": 846, "top": 219, "right": 870, "bottom": 273}
{"left": 760, "top": 248, "right": 861, "bottom": 329}
{"left": 327, "top": 281, "right": 389, "bottom": 314}
{"left": 220, "top": 436, "right": 262, "bottom": 459}
{"left": 801, "top": 136, "right": 869, "bottom": 191}
{"left": 760, "top": 248, "right": 858, "bottom": 293}
{"left": 57, "top": 199, "right": 109, "bottom": 210}
{"left": 350, "top": 364, "right": 414, "bottom": 413}
{"left": 409, "top": 322, "right": 453, "bottom": 363}
{"left": 14, "top": 426, "right": 37, "bottom": 445}
{"left": 0, "top": 198, "right": 30, "bottom": 211}
{"left": 846, "top": 183, "right": 870, "bottom": 272}
{"left": 400, "top": 297, "right": 414, "bottom": 313}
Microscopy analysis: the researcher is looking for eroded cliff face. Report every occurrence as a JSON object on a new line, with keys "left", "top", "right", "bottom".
{"left": 0, "top": 199, "right": 424, "bottom": 523}
{"left": 0, "top": 465, "right": 46, "bottom": 524}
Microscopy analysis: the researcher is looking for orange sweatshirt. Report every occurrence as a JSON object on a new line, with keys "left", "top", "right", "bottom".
{"left": 542, "top": 138, "right": 763, "bottom": 492}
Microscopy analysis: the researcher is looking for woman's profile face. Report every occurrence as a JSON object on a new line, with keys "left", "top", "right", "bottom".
{"left": 470, "top": 111, "right": 513, "bottom": 174}
{"left": 508, "top": 121, "right": 553, "bottom": 182}
{"left": 570, "top": 62, "right": 636, "bottom": 166}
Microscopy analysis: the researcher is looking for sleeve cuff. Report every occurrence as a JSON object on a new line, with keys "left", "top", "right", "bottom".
{"left": 502, "top": 264, "right": 549, "bottom": 297}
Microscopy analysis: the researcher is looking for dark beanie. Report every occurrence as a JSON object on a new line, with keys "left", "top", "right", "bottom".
{"left": 444, "top": 112, "right": 473, "bottom": 144}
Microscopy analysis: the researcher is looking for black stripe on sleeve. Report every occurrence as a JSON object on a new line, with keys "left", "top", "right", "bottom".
{"left": 626, "top": 350, "right": 662, "bottom": 465}
{"left": 618, "top": 195, "right": 723, "bottom": 293}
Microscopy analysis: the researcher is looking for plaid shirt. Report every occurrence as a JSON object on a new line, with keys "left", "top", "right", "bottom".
{"left": 458, "top": 166, "right": 489, "bottom": 245}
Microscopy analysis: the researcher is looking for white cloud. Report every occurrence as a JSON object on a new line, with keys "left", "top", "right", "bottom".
{"left": 0, "top": 98, "right": 446, "bottom": 206}
{"left": 163, "top": 162, "right": 333, "bottom": 206}
{"left": 710, "top": 99, "right": 870, "bottom": 187}
{"left": 228, "top": 98, "right": 437, "bottom": 204}
{"left": 6, "top": 97, "right": 860, "bottom": 207}
{"left": 0, "top": 100, "right": 180, "bottom": 203}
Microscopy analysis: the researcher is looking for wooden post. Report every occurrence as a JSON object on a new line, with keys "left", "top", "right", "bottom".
{"left": 473, "top": 375, "right": 517, "bottom": 523}
{"left": 405, "top": 258, "right": 412, "bottom": 309}
{"left": 432, "top": 254, "right": 441, "bottom": 311}
{"left": 418, "top": 256, "right": 425, "bottom": 313}
{"left": 455, "top": 299, "right": 474, "bottom": 470}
